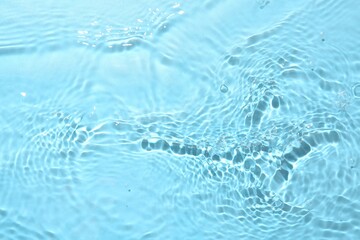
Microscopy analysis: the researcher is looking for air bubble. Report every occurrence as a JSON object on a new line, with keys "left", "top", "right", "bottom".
{"left": 220, "top": 84, "right": 228, "bottom": 93}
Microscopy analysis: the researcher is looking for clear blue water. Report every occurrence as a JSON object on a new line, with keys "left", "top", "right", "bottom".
{"left": 1, "top": 0, "right": 360, "bottom": 239}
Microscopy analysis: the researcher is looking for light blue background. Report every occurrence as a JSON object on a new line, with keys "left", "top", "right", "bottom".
{"left": 1, "top": 0, "right": 360, "bottom": 239}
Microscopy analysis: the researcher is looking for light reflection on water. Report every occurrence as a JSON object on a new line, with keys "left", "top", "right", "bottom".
{"left": 1, "top": 0, "right": 360, "bottom": 239}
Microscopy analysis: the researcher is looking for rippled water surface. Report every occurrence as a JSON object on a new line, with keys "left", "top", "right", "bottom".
{"left": 1, "top": 0, "right": 360, "bottom": 239}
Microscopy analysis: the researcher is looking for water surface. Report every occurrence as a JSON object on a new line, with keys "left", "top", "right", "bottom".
{"left": 1, "top": 0, "right": 360, "bottom": 239}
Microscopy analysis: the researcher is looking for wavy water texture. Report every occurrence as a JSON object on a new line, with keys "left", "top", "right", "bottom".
{"left": 0, "top": 0, "right": 227, "bottom": 55}
{"left": 1, "top": 0, "right": 360, "bottom": 239}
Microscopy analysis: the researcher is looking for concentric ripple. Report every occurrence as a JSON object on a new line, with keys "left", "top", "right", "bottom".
{"left": 1, "top": 0, "right": 360, "bottom": 239}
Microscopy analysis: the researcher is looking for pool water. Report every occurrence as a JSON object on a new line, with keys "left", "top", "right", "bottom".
{"left": 1, "top": 0, "right": 360, "bottom": 239}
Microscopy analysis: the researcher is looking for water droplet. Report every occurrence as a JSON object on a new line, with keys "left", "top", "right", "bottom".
{"left": 320, "top": 32, "right": 325, "bottom": 42}
{"left": 353, "top": 83, "right": 360, "bottom": 98}
{"left": 220, "top": 84, "right": 228, "bottom": 93}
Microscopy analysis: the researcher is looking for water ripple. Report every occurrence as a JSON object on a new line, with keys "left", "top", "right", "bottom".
{"left": 1, "top": 0, "right": 360, "bottom": 239}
